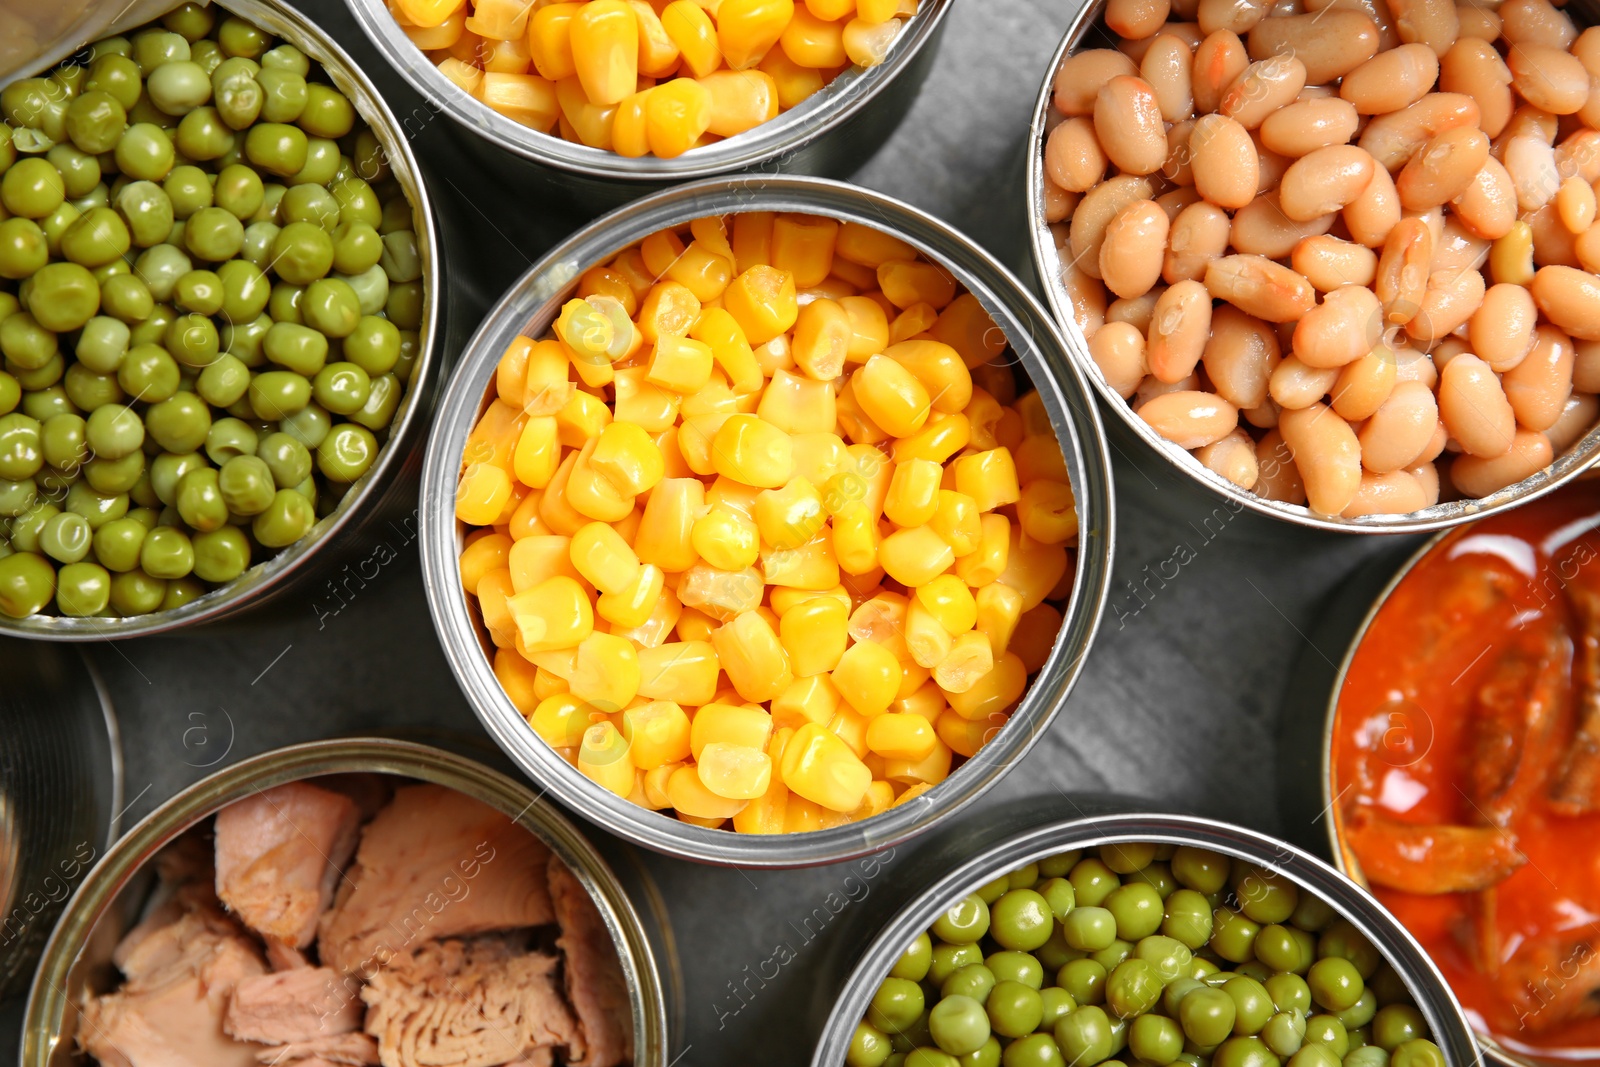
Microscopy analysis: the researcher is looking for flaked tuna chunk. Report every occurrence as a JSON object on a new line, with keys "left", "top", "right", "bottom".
{"left": 225, "top": 967, "right": 362, "bottom": 1044}
{"left": 216, "top": 782, "right": 361, "bottom": 950}
{"left": 80, "top": 911, "right": 267, "bottom": 1067}
{"left": 257, "top": 1033, "right": 381, "bottom": 1065}
{"left": 267, "top": 942, "right": 313, "bottom": 971}
{"left": 317, "top": 785, "right": 553, "bottom": 976}
{"left": 113, "top": 904, "right": 252, "bottom": 986}
{"left": 360, "top": 937, "right": 577, "bottom": 1067}
{"left": 549, "top": 858, "right": 632, "bottom": 1067}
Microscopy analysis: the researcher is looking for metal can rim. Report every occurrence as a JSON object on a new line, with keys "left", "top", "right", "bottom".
{"left": 342, "top": 0, "right": 955, "bottom": 181}
{"left": 418, "top": 173, "right": 1117, "bottom": 868}
{"left": 810, "top": 810, "right": 1484, "bottom": 1067}
{"left": 0, "top": 0, "right": 444, "bottom": 641}
{"left": 1021, "top": 5, "right": 1600, "bottom": 535}
{"left": 21, "top": 736, "right": 671, "bottom": 1067}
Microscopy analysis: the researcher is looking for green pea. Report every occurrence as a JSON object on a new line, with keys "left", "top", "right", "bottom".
{"left": 1131, "top": 935, "right": 1190, "bottom": 985}
{"left": 9, "top": 502, "right": 58, "bottom": 553}
{"left": 20, "top": 387, "right": 73, "bottom": 422}
{"left": 1063, "top": 907, "right": 1117, "bottom": 953}
{"left": 215, "top": 453, "right": 274, "bottom": 516}
{"left": 59, "top": 207, "right": 130, "bottom": 269}
{"left": 140, "top": 523, "right": 194, "bottom": 578}
{"left": 165, "top": 312, "right": 219, "bottom": 368}
{"left": 1210, "top": 909, "right": 1260, "bottom": 965}
{"left": 983, "top": 951, "right": 1043, "bottom": 990}
{"left": 300, "top": 278, "right": 360, "bottom": 339}
{"left": 146, "top": 61, "right": 211, "bottom": 117}
{"left": 1056, "top": 1005, "right": 1114, "bottom": 1067}
{"left": 278, "top": 402, "right": 329, "bottom": 448}
{"left": 1171, "top": 847, "right": 1229, "bottom": 895}
{"left": 149, "top": 451, "right": 206, "bottom": 505}
{"left": 929, "top": 994, "right": 991, "bottom": 1057}
{"left": 115, "top": 123, "right": 176, "bottom": 182}
{"left": 212, "top": 66, "right": 262, "bottom": 131}
{"left": 0, "top": 476, "right": 35, "bottom": 517}
{"left": 92, "top": 515, "right": 148, "bottom": 571}
{"left": 162, "top": 164, "right": 212, "bottom": 218}
{"left": 39, "top": 510, "right": 91, "bottom": 563}
{"left": 1308, "top": 958, "right": 1365, "bottom": 1014}
{"left": 236, "top": 220, "right": 279, "bottom": 273}
{"left": 329, "top": 218, "right": 384, "bottom": 278}
{"left": 0, "top": 413, "right": 43, "bottom": 480}
{"left": 1103, "top": 883, "right": 1164, "bottom": 942}
{"left": 83, "top": 402, "right": 143, "bottom": 460}
{"left": 64, "top": 482, "right": 127, "bottom": 529}
{"left": 386, "top": 280, "right": 422, "bottom": 329}
{"left": 0, "top": 371, "right": 19, "bottom": 416}
{"left": 1180, "top": 986, "right": 1236, "bottom": 1048}
{"left": 173, "top": 269, "right": 223, "bottom": 316}
{"left": 889, "top": 932, "right": 932, "bottom": 982}
{"left": 222, "top": 314, "right": 271, "bottom": 367}
{"left": 212, "top": 164, "right": 264, "bottom": 222}
{"left": 1225, "top": 977, "right": 1275, "bottom": 1037}
{"left": 990, "top": 889, "right": 1053, "bottom": 952}
{"left": 298, "top": 84, "right": 355, "bottom": 139}
{"left": 869, "top": 977, "right": 925, "bottom": 1036}
{"left": 1334, "top": 991, "right": 1376, "bottom": 1032}
{"left": 52, "top": 560, "right": 109, "bottom": 616}
{"left": 1125, "top": 863, "right": 1176, "bottom": 900}
{"left": 247, "top": 433, "right": 302, "bottom": 488}
{"left": 1368, "top": 1006, "right": 1424, "bottom": 1052}
{"left": 185, "top": 204, "right": 244, "bottom": 262}
{"left": 1317, "top": 923, "right": 1381, "bottom": 982}
{"left": 1262, "top": 1012, "right": 1307, "bottom": 1058}
{"left": 269, "top": 219, "right": 334, "bottom": 285}
{"left": 193, "top": 353, "right": 247, "bottom": 409}
{"left": 986, "top": 980, "right": 1043, "bottom": 1039}
{"left": 244, "top": 121, "right": 307, "bottom": 178}
{"left": 1067, "top": 859, "right": 1119, "bottom": 908}
{"left": 379, "top": 228, "right": 422, "bottom": 285}
{"left": 1106, "top": 959, "right": 1163, "bottom": 1020}
{"left": 1151, "top": 889, "right": 1210, "bottom": 950}
{"left": 1095, "top": 843, "right": 1152, "bottom": 875}
{"left": 247, "top": 369, "right": 311, "bottom": 421}
{"left": 218, "top": 16, "right": 273, "bottom": 60}
{"left": 174, "top": 105, "right": 233, "bottom": 160}
{"left": 282, "top": 182, "right": 340, "bottom": 230}
{"left": 1291, "top": 895, "right": 1336, "bottom": 935}
{"left": 975, "top": 876, "right": 1010, "bottom": 902}
{"left": 261, "top": 322, "right": 325, "bottom": 377}
{"left": 191, "top": 523, "right": 250, "bottom": 582}
{"left": 109, "top": 567, "right": 165, "bottom": 614}
{"left": 1344, "top": 1048, "right": 1388, "bottom": 1067}
{"left": 1057, "top": 959, "right": 1106, "bottom": 1006}
{"left": 256, "top": 67, "right": 308, "bottom": 125}
{"left": 74, "top": 184, "right": 113, "bottom": 214}
{"left": 933, "top": 896, "right": 991, "bottom": 945}
{"left": 131, "top": 28, "right": 190, "bottom": 73}
{"left": 1214, "top": 1035, "right": 1280, "bottom": 1067}
{"left": 142, "top": 391, "right": 209, "bottom": 454}
{"left": 116, "top": 179, "right": 174, "bottom": 248}
{"left": 3, "top": 158, "right": 65, "bottom": 219}
{"left": 910, "top": 1051, "right": 960, "bottom": 1067}
{"left": 65, "top": 90, "right": 127, "bottom": 154}
{"left": 339, "top": 263, "right": 389, "bottom": 315}
{"left": 161, "top": 1, "right": 216, "bottom": 40}
{"left": 849, "top": 1021, "right": 893, "bottom": 1067}
{"left": 1255, "top": 926, "right": 1306, "bottom": 974}
{"left": 1129, "top": 1012, "right": 1183, "bottom": 1066}
{"left": 101, "top": 274, "right": 154, "bottom": 324}
{"left": 1305, "top": 1016, "right": 1349, "bottom": 1058}
{"left": 62, "top": 364, "right": 124, "bottom": 413}
{"left": 930, "top": 943, "right": 985, "bottom": 987}
{"left": 1268, "top": 974, "right": 1313, "bottom": 1016}
{"left": 253, "top": 182, "right": 286, "bottom": 224}
{"left": 0, "top": 218, "right": 47, "bottom": 280}
{"left": 1236, "top": 868, "right": 1299, "bottom": 926}
{"left": 117, "top": 342, "right": 179, "bottom": 402}
{"left": 133, "top": 243, "right": 191, "bottom": 302}
{"left": 46, "top": 145, "right": 101, "bottom": 200}
{"left": 86, "top": 55, "right": 142, "bottom": 110}
{"left": 945, "top": 964, "right": 998, "bottom": 1005}
{"left": 0, "top": 550, "right": 54, "bottom": 617}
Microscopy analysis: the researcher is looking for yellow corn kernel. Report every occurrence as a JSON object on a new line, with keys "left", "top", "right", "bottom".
{"left": 848, "top": 588, "right": 904, "bottom": 640}
{"left": 932, "top": 293, "right": 1008, "bottom": 368}
{"left": 955, "top": 512, "right": 1009, "bottom": 586}
{"left": 732, "top": 757, "right": 790, "bottom": 833}
{"left": 676, "top": 563, "right": 764, "bottom": 623}
{"left": 1015, "top": 431, "right": 1068, "bottom": 482}
{"left": 646, "top": 334, "right": 714, "bottom": 394}
{"left": 889, "top": 301, "right": 937, "bottom": 346}
{"left": 640, "top": 761, "right": 679, "bottom": 808}
{"left": 786, "top": 433, "right": 846, "bottom": 490}
{"left": 638, "top": 280, "right": 702, "bottom": 344}
{"left": 461, "top": 532, "right": 513, "bottom": 594}
{"left": 1014, "top": 391, "right": 1051, "bottom": 437}
{"left": 613, "top": 366, "right": 682, "bottom": 432}
{"left": 725, "top": 264, "right": 799, "bottom": 346}
{"left": 758, "top": 45, "right": 826, "bottom": 109}
{"left": 964, "top": 388, "right": 1005, "bottom": 450}
{"left": 953, "top": 447, "right": 1021, "bottom": 512}
{"left": 878, "top": 259, "right": 955, "bottom": 310}
{"left": 885, "top": 339, "right": 971, "bottom": 414}
{"left": 464, "top": 399, "right": 527, "bottom": 471}
{"left": 717, "top": 0, "right": 795, "bottom": 69}
{"left": 788, "top": 300, "right": 851, "bottom": 385}
{"left": 508, "top": 574, "right": 594, "bottom": 652}
{"left": 523, "top": 644, "right": 578, "bottom": 679}
{"left": 688, "top": 307, "right": 762, "bottom": 395}
{"left": 698, "top": 742, "right": 773, "bottom": 799}
{"left": 555, "top": 74, "right": 618, "bottom": 149}
{"left": 636, "top": 640, "right": 720, "bottom": 705}
{"left": 893, "top": 412, "right": 970, "bottom": 466}
{"left": 946, "top": 650, "right": 1025, "bottom": 719}
{"left": 974, "top": 581, "right": 1024, "bottom": 657}
{"left": 999, "top": 526, "right": 1070, "bottom": 611}
{"left": 623, "top": 699, "right": 692, "bottom": 769}
{"left": 655, "top": 426, "right": 696, "bottom": 480}
{"left": 690, "top": 701, "right": 774, "bottom": 758}
{"left": 645, "top": 77, "right": 713, "bottom": 158}
{"left": 884, "top": 458, "right": 941, "bottom": 528}
{"left": 752, "top": 366, "right": 831, "bottom": 434}
{"left": 612, "top": 581, "right": 682, "bottom": 648}
{"left": 570, "top": 631, "right": 641, "bottom": 710}
{"left": 831, "top": 504, "right": 880, "bottom": 575}
{"left": 598, "top": 562, "right": 665, "bottom": 628}
{"left": 697, "top": 70, "right": 780, "bottom": 140}
{"left": 778, "top": 595, "right": 849, "bottom": 676}
{"left": 531, "top": 693, "right": 594, "bottom": 747}
{"left": 762, "top": 535, "right": 840, "bottom": 589}
{"left": 478, "top": 567, "right": 516, "bottom": 645}
{"left": 836, "top": 221, "right": 917, "bottom": 268}
{"left": 436, "top": 56, "right": 484, "bottom": 97}
{"left": 890, "top": 782, "right": 934, "bottom": 808}
{"left": 497, "top": 337, "right": 534, "bottom": 411}
{"left": 830, "top": 256, "right": 876, "bottom": 291}
{"left": 712, "top": 609, "right": 794, "bottom": 702}
{"left": 482, "top": 71, "right": 560, "bottom": 129}
{"left": 938, "top": 707, "right": 1003, "bottom": 758}
{"left": 509, "top": 489, "right": 553, "bottom": 539}
{"left": 892, "top": 677, "right": 945, "bottom": 718}
{"left": 635, "top": 477, "right": 705, "bottom": 572}
{"left": 555, "top": 388, "right": 612, "bottom": 448}
{"left": 771, "top": 584, "right": 851, "bottom": 615}
{"left": 509, "top": 534, "right": 581, "bottom": 592}
{"left": 853, "top": 355, "right": 931, "bottom": 439}
{"left": 539, "top": 454, "right": 588, "bottom": 535}
{"left": 804, "top": 0, "right": 856, "bottom": 15}
{"left": 780, "top": 6, "right": 848, "bottom": 67}
{"left": 404, "top": 6, "right": 466, "bottom": 48}
{"left": 710, "top": 414, "right": 793, "bottom": 488}
{"left": 833, "top": 376, "right": 890, "bottom": 445}
{"left": 398, "top": 0, "right": 465, "bottom": 29}
{"left": 879, "top": 524, "right": 955, "bottom": 588}
{"left": 780, "top": 722, "right": 872, "bottom": 812}
{"left": 521, "top": 339, "right": 572, "bottom": 415}
{"left": 752, "top": 477, "right": 825, "bottom": 550}
{"left": 667, "top": 763, "right": 749, "bottom": 818}
{"left": 1017, "top": 479, "right": 1078, "bottom": 545}
{"left": 994, "top": 408, "right": 1025, "bottom": 451}
{"left": 772, "top": 213, "right": 839, "bottom": 290}
{"left": 784, "top": 794, "right": 828, "bottom": 831}
{"left": 831, "top": 638, "right": 900, "bottom": 717}
{"left": 827, "top": 704, "right": 871, "bottom": 758}
{"left": 626, "top": 0, "right": 681, "bottom": 76}
{"left": 884, "top": 735, "right": 951, "bottom": 786}
{"left": 567, "top": 439, "right": 637, "bottom": 521}
{"left": 771, "top": 672, "right": 843, "bottom": 729}
{"left": 676, "top": 606, "right": 718, "bottom": 643}
{"left": 570, "top": 0, "right": 638, "bottom": 105}
{"left": 865, "top": 711, "right": 938, "bottom": 761}
{"left": 748, "top": 331, "right": 792, "bottom": 376}
{"left": 904, "top": 595, "right": 952, "bottom": 669}
{"left": 465, "top": 0, "right": 530, "bottom": 37}
{"left": 587, "top": 422, "right": 663, "bottom": 499}
{"left": 578, "top": 267, "right": 640, "bottom": 320}
{"left": 917, "top": 574, "right": 977, "bottom": 634}
{"left": 528, "top": 3, "right": 580, "bottom": 79}
{"left": 493, "top": 646, "right": 541, "bottom": 714}
{"left": 726, "top": 210, "right": 771, "bottom": 272}
{"left": 662, "top": 242, "right": 732, "bottom": 302}
{"left": 685, "top": 508, "right": 753, "bottom": 571}
{"left": 662, "top": 0, "right": 721, "bottom": 77}
{"left": 568, "top": 521, "right": 640, "bottom": 596}
{"left": 641, "top": 228, "right": 687, "bottom": 277}
{"left": 457, "top": 463, "right": 513, "bottom": 525}
{"left": 843, "top": 16, "right": 901, "bottom": 66}
{"left": 512, "top": 415, "right": 561, "bottom": 489}
{"left": 611, "top": 88, "right": 653, "bottom": 157}
{"left": 702, "top": 479, "right": 757, "bottom": 521}
{"left": 933, "top": 630, "right": 993, "bottom": 694}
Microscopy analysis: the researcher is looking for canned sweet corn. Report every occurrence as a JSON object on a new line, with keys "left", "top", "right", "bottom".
{"left": 451, "top": 206, "right": 1084, "bottom": 836}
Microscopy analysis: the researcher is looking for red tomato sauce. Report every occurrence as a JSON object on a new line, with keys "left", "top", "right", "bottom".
{"left": 1332, "top": 482, "right": 1600, "bottom": 1063}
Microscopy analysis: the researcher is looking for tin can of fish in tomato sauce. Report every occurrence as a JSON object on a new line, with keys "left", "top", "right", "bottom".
{"left": 22, "top": 738, "right": 680, "bottom": 1067}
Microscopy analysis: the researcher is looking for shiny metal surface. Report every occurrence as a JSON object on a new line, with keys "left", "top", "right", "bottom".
{"left": 1022, "top": 2, "right": 1600, "bottom": 535}
{"left": 23, "top": 738, "right": 674, "bottom": 1067}
{"left": 811, "top": 811, "right": 1484, "bottom": 1067}
{"left": 0, "top": 642, "right": 121, "bottom": 1001}
{"left": 419, "top": 174, "right": 1117, "bottom": 868}
{"left": 343, "top": 0, "right": 952, "bottom": 212}
{"left": 0, "top": 0, "right": 444, "bottom": 640}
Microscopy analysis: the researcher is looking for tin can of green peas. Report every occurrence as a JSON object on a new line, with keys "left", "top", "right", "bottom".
{"left": 0, "top": 0, "right": 447, "bottom": 641}
{"left": 806, "top": 804, "right": 1480, "bottom": 1067}
{"left": 22, "top": 737, "right": 682, "bottom": 1066}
